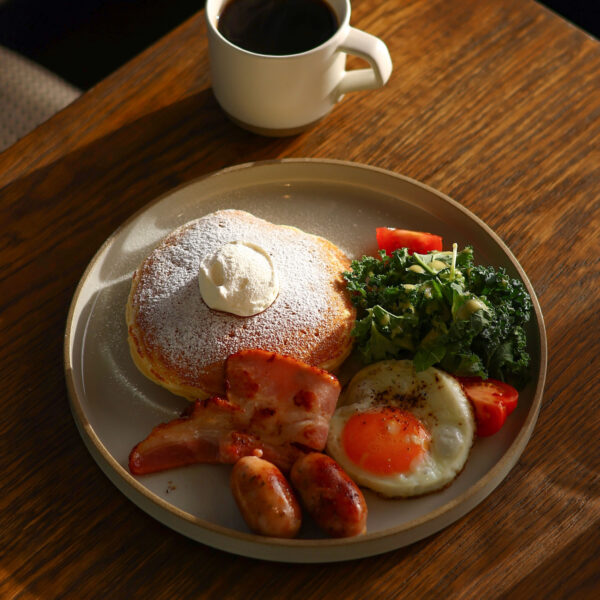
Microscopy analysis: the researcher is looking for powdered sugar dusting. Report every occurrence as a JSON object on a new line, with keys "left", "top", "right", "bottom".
{"left": 132, "top": 210, "right": 351, "bottom": 383}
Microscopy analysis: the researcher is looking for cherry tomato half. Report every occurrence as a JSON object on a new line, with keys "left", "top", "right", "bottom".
{"left": 456, "top": 377, "right": 519, "bottom": 437}
{"left": 376, "top": 228, "right": 443, "bottom": 255}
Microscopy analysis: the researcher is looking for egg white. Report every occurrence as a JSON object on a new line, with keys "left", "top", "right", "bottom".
{"left": 327, "top": 360, "right": 475, "bottom": 498}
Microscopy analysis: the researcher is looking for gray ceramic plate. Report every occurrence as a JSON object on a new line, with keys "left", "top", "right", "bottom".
{"left": 65, "top": 159, "right": 547, "bottom": 562}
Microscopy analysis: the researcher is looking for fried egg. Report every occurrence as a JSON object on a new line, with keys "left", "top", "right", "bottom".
{"left": 326, "top": 360, "right": 475, "bottom": 497}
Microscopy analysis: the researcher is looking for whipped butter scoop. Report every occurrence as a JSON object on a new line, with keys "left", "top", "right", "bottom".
{"left": 199, "top": 241, "right": 279, "bottom": 316}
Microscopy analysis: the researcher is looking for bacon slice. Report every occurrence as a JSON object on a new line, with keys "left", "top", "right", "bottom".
{"left": 129, "top": 350, "right": 341, "bottom": 475}
{"left": 226, "top": 350, "right": 340, "bottom": 451}
{"left": 130, "top": 396, "right": 238, "bottom": 475}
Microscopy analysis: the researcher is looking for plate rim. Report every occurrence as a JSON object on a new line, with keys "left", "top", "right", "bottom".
{"left": 64, "top": 158, "right": 547, "bottom": 558}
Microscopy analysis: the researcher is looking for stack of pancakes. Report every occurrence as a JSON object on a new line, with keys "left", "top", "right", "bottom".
{"left": 126, "top": 210, "right": 355, "bottom": 400}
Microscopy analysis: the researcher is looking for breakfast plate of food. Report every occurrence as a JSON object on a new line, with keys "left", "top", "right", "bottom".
{"left": 65, "top": 159, "right": 547, "bottom": 562}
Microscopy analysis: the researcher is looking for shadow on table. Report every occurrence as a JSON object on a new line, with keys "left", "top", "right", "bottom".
{"left": 4, "top": 87, "right": 302, "bottom": 233}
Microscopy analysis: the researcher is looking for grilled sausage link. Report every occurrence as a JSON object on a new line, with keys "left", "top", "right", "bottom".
{"left": 290, "top": 452, "right": 367, "bottom": 538}
{"left": 230, "top": 456, "right": 302, "bottom": 538}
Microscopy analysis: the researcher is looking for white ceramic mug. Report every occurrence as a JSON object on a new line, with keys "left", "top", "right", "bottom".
{"left": 205, "top": 0, "right": 393, "bottom": 135}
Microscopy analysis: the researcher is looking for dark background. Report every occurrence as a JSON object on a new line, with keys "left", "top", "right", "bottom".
{"left": 0, "top": 0, "right": 598, "bottom": 90}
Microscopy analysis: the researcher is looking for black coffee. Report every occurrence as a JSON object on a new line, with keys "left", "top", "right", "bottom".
{"left": 217, "top": 0, "right": 339, "bottom": 55}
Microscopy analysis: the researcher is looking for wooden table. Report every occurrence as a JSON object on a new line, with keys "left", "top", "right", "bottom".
{"left": 1, "top": 0, "right": 598, "bottom": 597}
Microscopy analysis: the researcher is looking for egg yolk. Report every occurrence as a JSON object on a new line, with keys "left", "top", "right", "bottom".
{"left": 342, "top": 407, "right": 430, "bottom": 475}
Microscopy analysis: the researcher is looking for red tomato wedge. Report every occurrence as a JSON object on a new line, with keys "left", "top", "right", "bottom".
{"left": 456, "top": 377, "right": 519, "bottom": 437}
{"left": 376, "top": 228, "right": 443, "bottom": 255}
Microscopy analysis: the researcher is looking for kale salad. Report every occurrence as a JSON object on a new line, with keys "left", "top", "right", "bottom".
{"left": 343, "top": 245, "right": 532, "bottom": 388}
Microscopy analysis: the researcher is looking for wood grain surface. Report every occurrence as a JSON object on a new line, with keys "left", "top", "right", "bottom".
{"left": 1, "top": 0, "right": 598, "bottom": 598}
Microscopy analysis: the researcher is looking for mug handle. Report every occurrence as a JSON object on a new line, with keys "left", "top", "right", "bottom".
{"left": 336, "top": 27, "right": 392, "bottom": 97}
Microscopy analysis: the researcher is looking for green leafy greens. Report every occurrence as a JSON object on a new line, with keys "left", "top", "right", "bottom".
{"left": 343, "top": 246, "right": 532, "bottom": 388}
